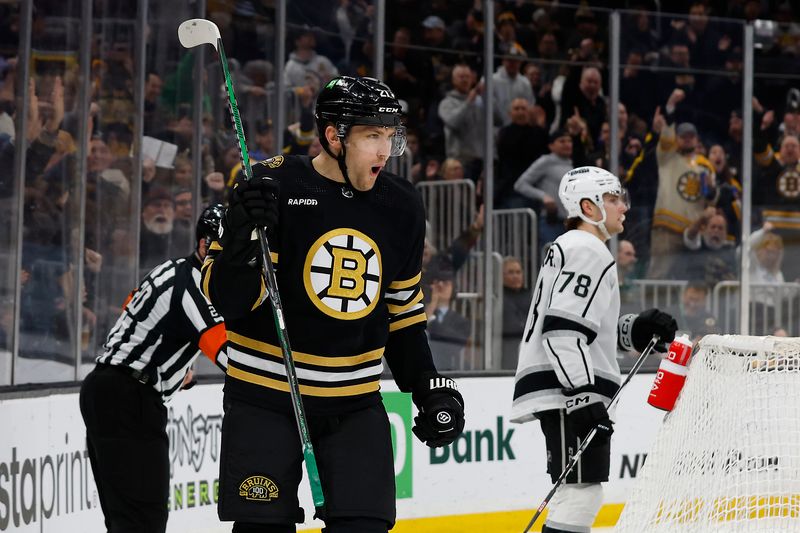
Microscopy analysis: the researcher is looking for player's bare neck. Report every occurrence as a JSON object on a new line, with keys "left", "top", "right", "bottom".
{"left": 312, "top": 152, "right": 345, "bottom": 184}
{"left": 577, "top": 223, "right": 608, "bottom": 242}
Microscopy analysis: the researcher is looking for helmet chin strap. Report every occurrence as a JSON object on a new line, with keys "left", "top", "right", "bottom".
{"left": 321, "top": 128, "right": 356, "bottom": 194}
{"left": 336, "top": 144, "right": 356, "bottom": 193}
{"left": 578, "top": 202, "right": 612, "bottom": 240}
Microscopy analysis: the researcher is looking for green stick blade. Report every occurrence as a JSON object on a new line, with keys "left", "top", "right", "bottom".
{"left": 303, "top": 445, "right": 325, "bottom": 507}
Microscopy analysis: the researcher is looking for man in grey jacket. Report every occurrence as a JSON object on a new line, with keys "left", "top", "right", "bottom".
{"left": 515, "top": 128, "right": 587, "bottom": 247}
{"left": 438, "top": 63, "right": 486, "bottom": 181}
{"left": 492, "top": 43, "right": 534, "bottom": 128}
{"left": 283, "top": 27, "right": 339, "bottom": 88}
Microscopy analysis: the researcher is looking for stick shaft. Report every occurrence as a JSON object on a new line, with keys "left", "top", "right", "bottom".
{"left": 215, "top": 38, "right": 324, "bottom": 509}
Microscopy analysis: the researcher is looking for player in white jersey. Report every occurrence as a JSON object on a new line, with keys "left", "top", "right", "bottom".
{"left": 511, "top": 166, "right": 677, "bottom": 533}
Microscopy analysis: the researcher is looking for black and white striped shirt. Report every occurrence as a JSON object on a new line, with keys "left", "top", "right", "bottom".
{"left": 97, "top": 254, "right": 228, "bottom": 402}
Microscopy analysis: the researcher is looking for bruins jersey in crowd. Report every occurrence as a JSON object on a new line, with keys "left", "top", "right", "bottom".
{"left": 653, "top": 123, "right": 717, "bottom": 234}
{"left": 753, "top": 144, "right": 800, "bottom": 279}
{"left": 202, "top": 155, "right": 436, "bottom": 415}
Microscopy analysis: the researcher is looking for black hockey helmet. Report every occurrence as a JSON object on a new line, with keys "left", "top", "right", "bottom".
{"left": 315, "top": 77, "right": 406, "bottom": 192}
{"left": 196, "top": 203, "right": 225, "bottom": 244}
{"left": 315, "top": 76, "right": 404, "bottom": 135}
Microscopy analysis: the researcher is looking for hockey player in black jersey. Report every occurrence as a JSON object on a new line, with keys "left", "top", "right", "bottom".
{"left": 80, "top": 204, "right": 228, "bottom": 533}
{"left": 511, "top": 167, "right": 677, "bottom": 533}
{"left": 202, "top": 76, "right": 465, "bottom": 533}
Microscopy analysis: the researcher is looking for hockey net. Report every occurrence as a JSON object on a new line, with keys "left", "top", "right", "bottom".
{"left": 615, "top": 334, "right": 800, "bottom": 533}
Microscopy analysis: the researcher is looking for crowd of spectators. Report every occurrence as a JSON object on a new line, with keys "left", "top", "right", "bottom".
{"left": 2, "top": 0, "right": 800, "bottom": 380}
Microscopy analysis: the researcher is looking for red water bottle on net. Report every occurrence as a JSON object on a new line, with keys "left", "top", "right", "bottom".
{"left": 648, "top": 334, "right": 693, "bottom": 411}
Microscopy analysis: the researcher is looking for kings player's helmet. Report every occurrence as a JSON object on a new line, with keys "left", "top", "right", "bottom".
{"left": 559, "top": 166, "right": 624, "bottom": 218}
{"left": 196, "top": 203, "right": 225, "bottom": 244}
{"left": 315, "top": 76, "right": 406, "bottom": 156}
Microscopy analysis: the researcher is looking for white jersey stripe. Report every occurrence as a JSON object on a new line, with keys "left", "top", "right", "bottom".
{"left": 229, "top": 347, "right": 383, "bottom": 383}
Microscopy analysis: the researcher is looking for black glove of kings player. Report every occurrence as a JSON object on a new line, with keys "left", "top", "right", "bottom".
{"left": 411, "top": 372, "right": 465, "bottom": 448}
{"left": 563, "top": 384, "right": 613, "bottom": 444}
{"left": 618, "top": 308, "right": 678, "bottom": 352}
{"left": 220, "top": 175, "right": 279, "bottom": 265}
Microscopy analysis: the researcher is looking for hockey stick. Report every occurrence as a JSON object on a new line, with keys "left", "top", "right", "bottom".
{"left": 178, "top": 18, "right": 325, "bottom": 509}
{"left": 521, "top": 335, "right": 661, "bottom": 533}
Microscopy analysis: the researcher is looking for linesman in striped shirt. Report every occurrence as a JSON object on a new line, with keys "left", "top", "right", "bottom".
{"left": 202, "top": 76, "right": 465, "bottom": 533}
{"left": 79, "top": 204, "right": 229, "bottom": 533}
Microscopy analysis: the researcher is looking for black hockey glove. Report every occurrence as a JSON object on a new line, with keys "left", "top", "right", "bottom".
{"left": 411, "top": 373, "right": 465, "bottom": 448}
{"left": 618, "top": 308, "right": 677, "bottom": 352}
{"left": 564, "top": 385, "right": 613, "bottom": 444}
{"left": 219, "top": 176, "right": 279, "bottom": 264}
{"left": 227, "top": 175, "right": 279, "bottom": 234}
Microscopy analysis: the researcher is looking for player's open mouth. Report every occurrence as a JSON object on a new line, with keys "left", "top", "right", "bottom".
{"left": 370, "top": 166, "right": 382, "bottom": 176}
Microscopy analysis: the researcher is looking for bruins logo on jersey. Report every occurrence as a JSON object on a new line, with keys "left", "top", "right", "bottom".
{"left": 303, "top": 228, "right": 382, "bottom": 320}
{"left": 777, "top": 168, "right": 800, "bottom": 199}
{"left": 261, "top": 155, "right": 284, "bottom": 169}
{"left": 676, "top": 170, "right": 702, "bottom": 202}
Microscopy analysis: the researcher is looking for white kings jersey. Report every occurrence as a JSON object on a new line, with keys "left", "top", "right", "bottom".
{"left": 511, "top": 229, "right": 622, "bottom": 423}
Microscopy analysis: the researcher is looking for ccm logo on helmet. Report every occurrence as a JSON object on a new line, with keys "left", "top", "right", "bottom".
{"left": 378, "top": 106, "right": 400, "bottom": 113}
{"left": 568, "top": 168, "right": 590, "bottom": 175}
{"left": 288, "top": 198, "right": 318, "bottom": 206}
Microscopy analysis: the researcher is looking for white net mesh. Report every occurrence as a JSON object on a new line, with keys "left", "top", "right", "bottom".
{"left": 615, "top": 334, "right": 800, "bottom": 533}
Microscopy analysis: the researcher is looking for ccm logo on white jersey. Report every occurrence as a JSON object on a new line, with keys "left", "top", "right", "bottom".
{"left": 288, "top": 198, "right": 318, "bottom": 206}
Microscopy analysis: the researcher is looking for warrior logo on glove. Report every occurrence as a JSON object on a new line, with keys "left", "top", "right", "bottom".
{"left": 412, "top": 372, "right": 465, "bottom": 448}
{"left": 436, "top": 411, "right": 453, "bottom": 425}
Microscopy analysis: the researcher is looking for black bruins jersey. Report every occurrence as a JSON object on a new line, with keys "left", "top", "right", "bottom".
{"left": 202, "top": 155, "right": 435, "bottom": 415}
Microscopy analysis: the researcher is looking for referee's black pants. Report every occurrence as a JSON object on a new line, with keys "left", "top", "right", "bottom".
{"left": 80, "top": 364, "right": 169, "bottom": 533}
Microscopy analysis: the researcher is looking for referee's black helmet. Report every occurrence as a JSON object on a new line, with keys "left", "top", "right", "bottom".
{"left": 196, "top": 203, "right": 225, "bottom": 244}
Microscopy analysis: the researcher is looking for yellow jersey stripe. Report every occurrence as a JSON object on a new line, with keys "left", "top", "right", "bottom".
{"left": 654, "top": 208, "right": 692, "bottom": 224}
{"left": 250, "top": 277, "right": 267, "bottom": 311}
{"left": 762, "top": 209, "right": 800, "bottom": 219}
{"left": 227, "top": 365, "right": 380, "bottom": 397}
{"left": 209, "top": 241, "right": 223, "bottom": 251}
{"left": 227, "top": 331, "right": 384, "bottom": 367}
{"left": 755, "top": 145, "right": 774, "bottom": 167}
{"left": 389, "top": 272, "right": 421, "bottom": 290}
{"left": 201, "top": 262, "right": 213, "bottom": 300}
{"left": 389, "top": 312, "right": 427, "bottom": 332}
{"left": 765, "top": 221, "right": 800, "bottom": 230}
{"left": 387, "top": 292, "right": 424, "bottom": 314}
{"left": 625, "top": 144, "right": 647, "bottom": 183}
